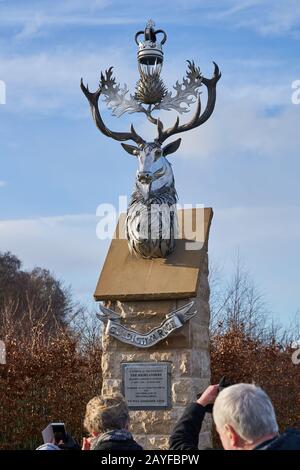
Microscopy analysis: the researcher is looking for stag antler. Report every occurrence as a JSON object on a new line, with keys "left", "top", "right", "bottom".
{"left": 155, "top": 62, "right": 221, "bottom": 144}
{"left": 80, "top": 79, "right": 145, "bottom": 146}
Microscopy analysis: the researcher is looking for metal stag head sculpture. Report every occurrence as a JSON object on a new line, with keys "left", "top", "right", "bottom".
{"left": 81, "top": 20, "right": 221, "bottom": 259}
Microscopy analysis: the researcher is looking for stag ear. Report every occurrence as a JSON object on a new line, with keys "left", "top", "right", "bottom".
{"left": 121, "top": 143, "right": 139, "bottom": 156}
{"left": 162, "top": 138, "right": 182, "bottom": 156}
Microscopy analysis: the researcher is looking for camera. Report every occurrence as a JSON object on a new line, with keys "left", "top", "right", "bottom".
{"left": 197, "top": 376, "right": 233, "bottom": 413}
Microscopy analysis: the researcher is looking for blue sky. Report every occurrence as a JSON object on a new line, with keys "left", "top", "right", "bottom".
{"left": 0, "top": 0, "right": 299, "bottom": 323}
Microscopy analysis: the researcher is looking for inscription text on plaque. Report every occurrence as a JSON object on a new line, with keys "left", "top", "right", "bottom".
{"left": 122, "top": 362, "right": 171, "bottom": 410}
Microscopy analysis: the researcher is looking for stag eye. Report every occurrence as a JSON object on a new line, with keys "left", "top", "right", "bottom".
{"left": 154, "top": 149, "right": 162, "bottom": 158}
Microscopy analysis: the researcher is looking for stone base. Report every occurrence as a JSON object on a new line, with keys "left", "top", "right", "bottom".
{"left": 100, "top": 253, "right": 211, "bottom": 450}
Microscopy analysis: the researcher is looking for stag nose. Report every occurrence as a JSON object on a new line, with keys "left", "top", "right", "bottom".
{"left": 137, "top": 171, "right": 153, "bottom": 184}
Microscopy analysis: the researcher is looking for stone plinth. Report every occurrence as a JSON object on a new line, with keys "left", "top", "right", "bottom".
{"left": 94, "top": 208, "right": 213, "bottom": 301}
{"left": 98, "top": 208, "right": 213, "bottom": 450}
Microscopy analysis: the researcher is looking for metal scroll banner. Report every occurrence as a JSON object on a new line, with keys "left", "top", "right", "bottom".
{"left": 97, "top": 302, "right": 196, "bottom": 348}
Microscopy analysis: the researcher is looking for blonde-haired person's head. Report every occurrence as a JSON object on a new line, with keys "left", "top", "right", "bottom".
{"left": 84, "top": 393, "right": 130, "bottom": 435}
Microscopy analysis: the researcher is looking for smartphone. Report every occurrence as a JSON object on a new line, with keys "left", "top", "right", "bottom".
{"left": 42, "top": 423, "right": 67, "bottom": 444}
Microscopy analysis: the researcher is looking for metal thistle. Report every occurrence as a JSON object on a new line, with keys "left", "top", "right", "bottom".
{"left": 81, "top": 20, "right": 221, "bottom": 259}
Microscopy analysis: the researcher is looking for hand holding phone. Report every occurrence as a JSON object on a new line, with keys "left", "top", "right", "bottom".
{"left": 42, "top": 423, "right": 67, "bottom": 445}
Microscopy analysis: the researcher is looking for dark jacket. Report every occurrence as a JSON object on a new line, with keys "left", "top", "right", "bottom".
{"left": 169, "top": 402, "right": 300, "bottom": 451}
{"left": 92, "top": 429, "right": 143, "bottom": 451}
{"left": 170, "top": 403, "right": 206, "bottom": 450}
{"left": 254, "top": 429, "right": 300, "bottom": 450}
{"left": 93, "top": 439, "right": 143, "bottom": 451}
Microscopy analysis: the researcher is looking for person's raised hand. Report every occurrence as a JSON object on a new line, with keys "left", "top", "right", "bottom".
{"left": 82, "top": 437, "right": 92, "bottom": 450}
{"left": 197, "top": 384, "right": 219, "bottom": 407}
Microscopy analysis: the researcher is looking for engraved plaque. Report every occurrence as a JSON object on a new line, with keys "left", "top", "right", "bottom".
{"left": 122, "top": 362, "right": 171, "bottom": 410}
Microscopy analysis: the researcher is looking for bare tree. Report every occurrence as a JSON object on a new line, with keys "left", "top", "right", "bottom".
{"left": 209, "top": 255, "right": 299, "bottom": 346}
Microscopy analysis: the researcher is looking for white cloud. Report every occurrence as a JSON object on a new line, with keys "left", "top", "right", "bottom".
{"left": 14, "top": 13, "right": 45, "bottom": 41}
{"left": 0, "top": 1, "right": 141, "bottom": 40}
{"left": 204, "top": 0, "right": 300, "bottom": 37}
{"left": 14, "top": 15, "right": 139, "bottom": 40}
{"left": 0, "top": 213, "right": 109, "bottom": 305}
{"left": 213, "top": 205, "right": 300, "bottom": 245}
{"left": 0, "top": 180, "right": 7, "bottom": 187}
{"left": 0, "top": 213, "right": 99, "bottom": 268}
{"left": 176, "top": 90, "right": 298, "bottom": 161}
{"left": 2, "top": 0, "right": 300, "bottom": 40}
{"left": 210, "top": 204, "right": 300, "bottom": 320}
{"left": 137, "top": 69, "right": 297, "bottom": 162}
{"left": 237, "top": 1, "right": 300, "bottom": 36}
{"left": 0, "top": 47, "right": 136, "bottom": 115}
{"left": 211, "top": 0, "right": 263, "bottom": 18}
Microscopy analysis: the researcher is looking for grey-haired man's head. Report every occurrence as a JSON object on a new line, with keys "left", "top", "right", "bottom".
{"left": 213, "top": 383, "right": 279, "bottom": 450}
